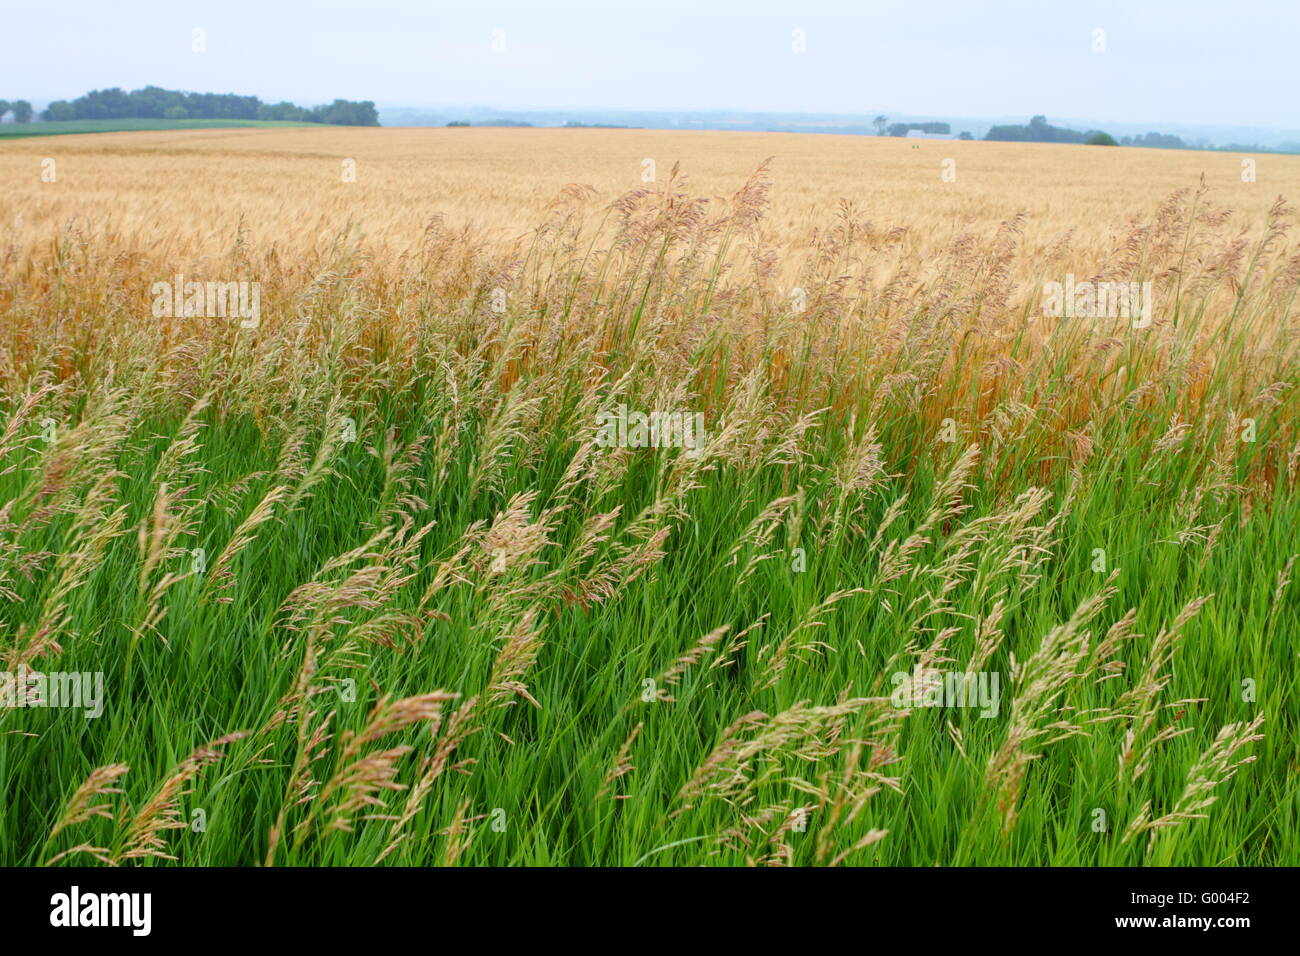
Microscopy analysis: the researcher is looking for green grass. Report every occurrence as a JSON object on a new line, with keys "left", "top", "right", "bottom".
{"left": 2, "top": 401, "right": 1295, "bottom": 865}
{"left": 2, "top": 381, "right": 1293, "bottom": 866}
{"left": 0, "top": 118, "right": 319, "bottom": 139}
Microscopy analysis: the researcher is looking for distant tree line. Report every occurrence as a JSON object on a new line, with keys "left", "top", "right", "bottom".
{"left": 1119, "top": 131, "right": 1186, "bottom": 149}
{"left": 867, "top": 113, "right": 1290, "bottom": 152}
{"left": 983, "top": 116, "right": 1215, "bottom": 148}
{"left": 38, "top": 86, "right": 378, "bottom": 126}
{"left": 983, "top": 115, "right": 1115, "bottom": 144}
{"left": 869, "top": 117, "right": 981, "bottom": 140}
{"left": 445, "top": 119, "right": 533, "bottom": 128}
{"left": 0, "top": 99, "right": 34, "bottom": 122}
{"left": 887, "top": 121, "right": 950, "bottom": 136}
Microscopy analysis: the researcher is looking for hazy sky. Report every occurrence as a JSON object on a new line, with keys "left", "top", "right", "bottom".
{"left": 4, "top": 0, "right": 1296, "bottom": 127}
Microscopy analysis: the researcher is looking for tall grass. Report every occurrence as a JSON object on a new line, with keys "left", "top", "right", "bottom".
{"left": 1, "top": 165, "right": 1296, "bottom": 865}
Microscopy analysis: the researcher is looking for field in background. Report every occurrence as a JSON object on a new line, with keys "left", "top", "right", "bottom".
{"left": 0, "top": 127, "right": 1297, "bottom": 866}
{"left": 5, "top": 126, "right": 1299, "bottom": 268}
{"left": 0, "top": 118, "right": 316, "bottom": 140}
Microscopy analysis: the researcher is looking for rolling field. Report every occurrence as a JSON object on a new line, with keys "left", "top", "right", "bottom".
{"left": 0, "top": 127, "right": 1297, "bottom": 866}
{"left": 5, "top": 125, "right": 1298, "bottom": 264}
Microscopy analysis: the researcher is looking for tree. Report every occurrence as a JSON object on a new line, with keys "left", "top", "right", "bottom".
{"left": 985, "top": 116, "right": 1105, "bottom": 145}
{"left": 71, "top": 87, "right": 132, "bottom": 119}
{"left": 128, "top": 86, "right": 183, "bottom": 117}
{"left": 0, "top": 100, "right": 9, "bottom": 120}
{"left": 258, "top": 101, "right": 307, "bottom": 121}
{"left": 873, "top": 115, "right": 888, "bottom": 136}
{"left": 11, "top": 100, "right": 32, "bottom": 123}
{"left": 33, "top": 85, "right": 380, "bottom": 127}
{"left": 1125, "top": 131, "right": 1186, "bottom": 149}
{"left": 1085, "top": 132, "right": 1118, "bottom": 146}
{"left": 958, "top": 131, "right": 973, "bottom": 140}
{"left": 888, "top": 121, "right": 949, "bottom": 137}
{"left": 308, "top": 99, "right": 379, "bottom": 126}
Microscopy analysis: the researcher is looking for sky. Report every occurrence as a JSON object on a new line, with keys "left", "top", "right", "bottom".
{"left": 3, "top": 0, "right": 1297, "bottom": 129}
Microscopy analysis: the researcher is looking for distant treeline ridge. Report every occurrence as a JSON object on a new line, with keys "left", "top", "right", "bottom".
{"left": 981, "top": 115, "right": 1197, "bottom": 148}
{"left": 39, "top": 86, "right": 379, "bottom": 126}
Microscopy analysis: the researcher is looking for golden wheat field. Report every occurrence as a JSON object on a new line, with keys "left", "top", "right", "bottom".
{"left": 2, "top": 124, "right": 1298, "bottom": 870}
{"left": 5, "top": 126, "right": 1299, "bottom": 268}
